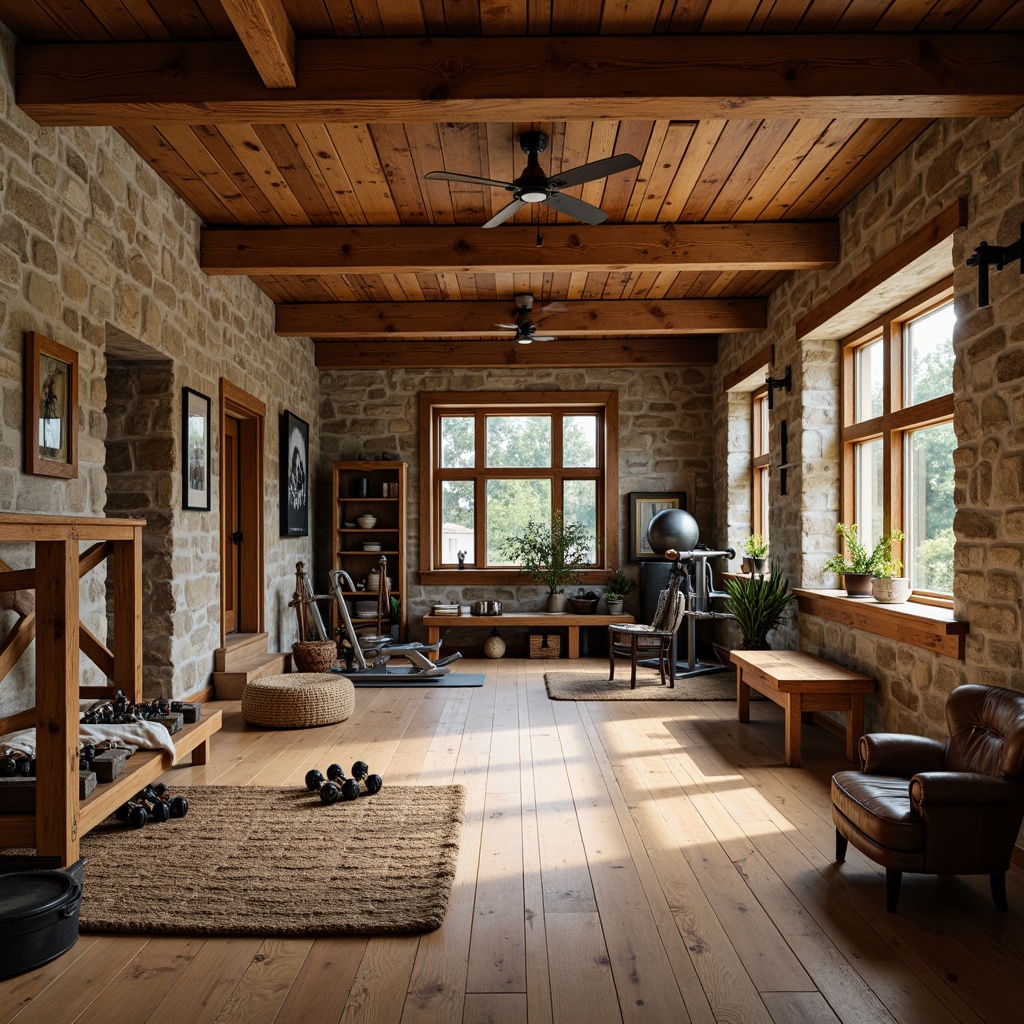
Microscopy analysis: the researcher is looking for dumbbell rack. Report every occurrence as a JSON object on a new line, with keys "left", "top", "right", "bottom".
{"left": 0, "top": 512, "right": 221, "bottom": 866}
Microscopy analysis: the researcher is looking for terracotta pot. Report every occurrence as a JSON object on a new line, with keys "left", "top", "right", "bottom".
{"left": 842, "top": 572, "right": 873, "bottom": 597}
{"left": 872, "top": 576, "right": 910, "bottom": 604}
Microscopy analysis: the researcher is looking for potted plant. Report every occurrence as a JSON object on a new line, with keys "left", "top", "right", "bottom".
{"left": 723, "top": 560, "right": 795, "bottom": 649}
{"left": 743, "top": 533, "right": 769, "bottom": 574}
{"left": 604, "top": 567, "right": 636, "bottom": 614}
{"left": 502, "top": 510, "right": 593, "bottom": 612}
{"left": 823, "top": 523, "right": 904, "bottom": 597}
{"left": 870, "top": 534, "right": 909, "bottom": 604}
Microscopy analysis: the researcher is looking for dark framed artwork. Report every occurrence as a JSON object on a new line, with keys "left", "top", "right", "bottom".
{"left": 628, "top": 491, "right": 687, "bottom": 561}
{"left": 182, "top": 387, "right": 211, "bottom": 511}
{"left": 280, "top": 410, "right": 309, "bottom": 537}
{"left": 25, "top": 331, "right": 78, "bottom": 478}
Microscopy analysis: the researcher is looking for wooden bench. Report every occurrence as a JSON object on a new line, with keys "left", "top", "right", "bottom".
{"left": 423, "top": 612, "right": 634, "bottom": 659}
{"left": 730, "top": 649, "right": 875, "bottom": 768}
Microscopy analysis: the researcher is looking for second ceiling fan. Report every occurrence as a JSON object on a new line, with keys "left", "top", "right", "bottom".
{"left": 425, "top": 130, "right": 641, "bottom": 228}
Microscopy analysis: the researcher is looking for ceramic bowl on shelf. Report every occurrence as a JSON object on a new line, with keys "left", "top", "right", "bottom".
{"left": 362, "top": 542, "right": 382, "bottom": 551}
{"left": 357, "top": 515, "right": 377, "bottom": 529}
{"left": 343, "top": 521, "right": 355, "bottom": 528}
{"left": 353, "top": 600, "right": 379, "bottom": 618}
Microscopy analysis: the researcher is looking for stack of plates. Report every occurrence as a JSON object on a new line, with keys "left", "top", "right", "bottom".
{"left": 363, "top": 542, "right": 382, "bottom": 551}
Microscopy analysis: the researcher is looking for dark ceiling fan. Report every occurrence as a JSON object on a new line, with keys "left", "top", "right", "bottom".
{"left": 497, "top": 293, "right": 556, "bottom": 344}
{"left": 425, "top": 130, "right": 641, "bottom": 228}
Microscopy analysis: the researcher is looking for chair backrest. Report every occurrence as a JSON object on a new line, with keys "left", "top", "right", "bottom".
{"left": 945, "top": 684, "right": 1024, "bottom": 782}
{"left": 650, "top": 585, "right": 686, "bottom": 634}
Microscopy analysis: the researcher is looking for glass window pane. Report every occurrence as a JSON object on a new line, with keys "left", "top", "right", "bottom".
{"left": 906, "top": 421, "right": 955, "bottom": 593}
{"left": 486, "top": 416, "right": 551, "bottom": 468}
{"left": 485, "top": 478, "right": 551, "bottom": 564}
{"left": 440, "top": 416, "right": 474, "bottom": 468}
{"left": 853, "top": 438, "right": 884, "bottom": 552}
{"left": 563, "top": 415, "right": 598, "bottom": 467}
{"left": 564, "top": 480, "right": 598, "bottom": 562}
{"left": 854, "top": 338, "right": 884, "bottom": 421}
{"left": 754, "top": 466, "right": 769, "bottom": 545}
{"left": 440, "top": 481, "right": 474, "bottom": 565}
{"left": 905, "top": 302, "right": 955, "bottom": 407}
{"left": 753, "top": 393, "right": 768, "bottom": 457}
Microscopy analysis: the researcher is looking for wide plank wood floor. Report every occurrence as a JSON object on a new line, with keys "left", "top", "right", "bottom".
{"left": 4, "top": 657, "right": 1024, "bottom": 1024}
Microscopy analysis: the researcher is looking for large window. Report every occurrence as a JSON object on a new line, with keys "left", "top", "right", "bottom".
{"left": 841, "top": 283, "right": 955, "bottom": 599}
{"left": 420, "top": 391, "right": 618, "bottom": 580}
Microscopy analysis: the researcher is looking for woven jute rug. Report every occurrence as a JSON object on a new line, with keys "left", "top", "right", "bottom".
{"left": 544, "top": 668, "right": 746, "bottom": 701}
{"left": 78, "top": 784, "right": 466, "bottom": 936}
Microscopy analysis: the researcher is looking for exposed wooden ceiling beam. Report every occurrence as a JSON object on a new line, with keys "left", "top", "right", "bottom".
{"left": 219, "top": 0, "right": 296, "bottom": 89}
{"left": 203, "top": 223, "right": 838, "bottom": 275}
{"left": 313, "top": 337, "right": 718, "bottom": 369}
{"left": 16, "top": 34, "right": 1023, "bottom": 126}
{"left": 277, "top": 299, "right": 766, "bottom": 338}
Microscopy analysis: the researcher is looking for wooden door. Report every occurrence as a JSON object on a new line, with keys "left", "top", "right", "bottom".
{"left": 223, "top": 414, "right": 240, "bottom": 635}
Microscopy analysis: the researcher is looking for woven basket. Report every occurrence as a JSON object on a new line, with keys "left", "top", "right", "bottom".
{"left": 529, "top": 632, "right": 561, "bottom": 659}
{"left": 242, "top": 673, "right": 355, "bottom": 729}
{"left": 291, "top": 640, "right": 337, "bottom": 673}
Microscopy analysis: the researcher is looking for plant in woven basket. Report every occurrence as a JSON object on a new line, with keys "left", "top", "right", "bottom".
{"left": 723, "top": 560, "right": 794, "bottom": 650}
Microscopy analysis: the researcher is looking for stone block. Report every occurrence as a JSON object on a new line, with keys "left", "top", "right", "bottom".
{"left": 0, "top": 771, "right": 97, "bottom": 813}
{"left": 92, "top": 749, "right": 128, "bottom": 783}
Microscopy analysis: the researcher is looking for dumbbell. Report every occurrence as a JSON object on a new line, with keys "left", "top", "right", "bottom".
{"left": 351, "top": 761, "right": 383, "bottom": 795}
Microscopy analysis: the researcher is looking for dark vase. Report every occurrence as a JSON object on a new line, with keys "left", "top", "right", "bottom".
{"left": 351, "top": 477, "right": 369, "bottom": 497}
{"left": 842, "top": 572, "right": 873, "bottom": 597}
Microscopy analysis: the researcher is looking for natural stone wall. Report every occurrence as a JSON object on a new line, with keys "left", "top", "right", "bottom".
{"left": 0, "top": 23, "right": 317, "bottom": 711}
{"left": 317, "top": 365, "right": 715, "bottom": 646}
{"left": 713, "top": 110, "right": 1024, "bottom": 737}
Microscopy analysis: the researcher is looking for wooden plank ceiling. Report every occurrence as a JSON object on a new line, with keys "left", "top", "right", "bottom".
{"left": 3, "top": 1, "right": 1022, "bottom": 368}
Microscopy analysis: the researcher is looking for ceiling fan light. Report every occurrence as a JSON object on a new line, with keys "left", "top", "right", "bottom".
{"left": 516, "top": 335, "right": 533, "bottom": 345}
{"left": 519, "top": 190, "right": 547, "bottom": 203}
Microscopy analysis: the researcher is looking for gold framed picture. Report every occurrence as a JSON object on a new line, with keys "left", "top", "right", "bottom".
{"left": 25, "top": 331, "right": 78, "bottom": 479}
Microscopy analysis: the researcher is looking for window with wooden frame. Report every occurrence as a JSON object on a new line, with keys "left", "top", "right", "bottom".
{"left": 419, "top": 391, "right": 618, "bottom": 583}
{"left": 840, "top": 280, "right": 955, "bottom": 601}
{"left": 751, "top": 385, "right": 770, "bottom": 544}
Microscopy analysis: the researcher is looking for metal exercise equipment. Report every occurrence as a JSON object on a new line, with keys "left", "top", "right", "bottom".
{"left": 644, "top": 507, "right": 736, "bottom": 678}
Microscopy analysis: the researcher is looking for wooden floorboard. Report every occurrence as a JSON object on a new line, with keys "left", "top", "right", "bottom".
{"left": 3, "top": 658, "right": 1024, "bottom": 1023}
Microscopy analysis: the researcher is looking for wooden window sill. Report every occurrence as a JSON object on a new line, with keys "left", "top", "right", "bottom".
{"left": 419, "top": 569, "right": 611, "bottom": 587}
{"left": 792, "top": 589, "right": 967, "bottom": 660}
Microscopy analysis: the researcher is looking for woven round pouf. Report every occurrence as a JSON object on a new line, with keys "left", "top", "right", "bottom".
{"left": 241, "top": 673, "right": 355, "bottom": 729}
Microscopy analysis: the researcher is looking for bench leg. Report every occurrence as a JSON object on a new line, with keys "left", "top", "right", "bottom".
{"left": 736, "top": 667, "right": 750, "bottom": 722}
{"left": 427, "top": 626, "right": 440, "bottom": 660}
{"left": 191, "top": 739, "right": 210, "bottom": 766}
{"left": 567, "top": 627, "right": 580, "bottom": 659}
{"left": 785, "top": 693, "right": 802, "bottom": 767}
{"left": 847, "top": 694, "right": 865, "bottom": 762}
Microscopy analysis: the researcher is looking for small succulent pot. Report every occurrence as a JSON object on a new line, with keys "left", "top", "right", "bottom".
{"left": 872, "top": 576, "right": 911, "bottom": 604}
{"left": 606, "top": 598, "right": 624, "bottom": 615}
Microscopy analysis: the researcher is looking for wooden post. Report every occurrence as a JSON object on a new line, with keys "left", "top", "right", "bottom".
{"left": 35, "top": 535, "right": 80, "bottom": 864}
{"left": 112, "top": 526, "right": 143, "bottom": 702}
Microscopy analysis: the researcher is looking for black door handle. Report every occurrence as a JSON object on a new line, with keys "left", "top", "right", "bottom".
{"left": 231, "top": 531, "right": 243, "bottom": 544}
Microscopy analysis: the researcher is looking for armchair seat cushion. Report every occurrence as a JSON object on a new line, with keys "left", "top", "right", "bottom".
{"left": 831, "top": 771, "right": 923, "bottom": 853}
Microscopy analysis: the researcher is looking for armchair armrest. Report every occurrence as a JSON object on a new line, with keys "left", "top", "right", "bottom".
{"left": 859, "top": 733, "right": 947, "bottom": 776}
{"left": 910, "top": 772, "right": 1024, "bottom": 811}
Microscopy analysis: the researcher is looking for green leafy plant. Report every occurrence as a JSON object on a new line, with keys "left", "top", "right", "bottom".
{"left": 605, "top": 567, "right": 637, "bottom": 601}
{"left": 823, "top": 523, "right": 904, "bottom": 576}
{"left": 724, "top": 560, "right": 795, "bottom": 649}
{"left": 501, "top": 510, "right": 593, "bottom": 594}
{"left": 743, "top": 533, "right": 768, "bottom": 558}
{"left": 389, "top": 595, "right": 401, "bottom": 623}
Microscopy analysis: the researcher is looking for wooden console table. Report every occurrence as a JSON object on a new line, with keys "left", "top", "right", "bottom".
{"left": 730, "top": 649, "right": 875, "bottom": 767}
{"left": 0, "top": 513, "right": 220, "bottom": 865}
{"left": 423, "top": 612, "right": 634, "bottom": 659}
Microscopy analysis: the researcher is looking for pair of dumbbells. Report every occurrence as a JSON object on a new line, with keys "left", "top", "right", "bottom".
{"left": 0, "top": 751, "right": 35, "bottom": 777}
{"left": 114, "top": 782, "right": 189, "bottom": 828}
{"left": 305, "top": 760, "right": 383, "bottom": 804}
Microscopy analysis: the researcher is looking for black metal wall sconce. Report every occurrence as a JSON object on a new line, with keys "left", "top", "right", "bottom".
{"left": 966, "top": 223, "right": 1023, "bottom": 307}
{"left": 766, "top": 366, "right": 792, "bottom": 410}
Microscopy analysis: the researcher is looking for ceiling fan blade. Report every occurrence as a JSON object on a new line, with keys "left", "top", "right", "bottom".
{"left": 482, "top": 198, "right": 526, "bottom": 229}
{"left": 543, "top": 191, "right": 609, "bottom": 225}
{"left": 532, "top": 335, "right": 556, "bottom": 342}
{"left": 496, "top": 322, "right": 519, "bottom": 330}
{"left": 424, "top": 170, "right": 514, "bottom": 189}
{"left": 539, "top": 301, "right": 568, "bottom": 314}
{"left": 550, "top": 153, "right": 641, "bottom": 189}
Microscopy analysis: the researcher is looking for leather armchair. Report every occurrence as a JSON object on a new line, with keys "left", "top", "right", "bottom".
{"left": 831, "top": 684, "right": 1024, "bottom": 912}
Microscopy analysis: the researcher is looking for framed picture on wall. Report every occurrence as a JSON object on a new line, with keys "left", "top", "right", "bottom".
{"left": 628, "top": 491, "right": 687, "bottom": 561}
{"left": 280, "top": 410, "right": 309, "bottom": 537}
{"left": 182, "top": 387, "right": 211, "bottom": 511}
{"left": 25, "top": 331, "right": 78, "bottom": 478}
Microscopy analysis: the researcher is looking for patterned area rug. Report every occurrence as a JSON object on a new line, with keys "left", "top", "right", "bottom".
{"left": 544, "top": 668, "right": 744, "bottom": 701}
{"left": 78, "top": 784, "right": 465, "bottom": 936}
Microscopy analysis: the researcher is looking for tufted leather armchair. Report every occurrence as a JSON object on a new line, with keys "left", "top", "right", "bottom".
{"left": 831, "top": 684, "right": 1024, "bottom": 913}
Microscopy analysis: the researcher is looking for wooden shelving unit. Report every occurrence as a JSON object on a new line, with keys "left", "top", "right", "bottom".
{"left": 332, "top": 461, "right": 408, "bottom": 641}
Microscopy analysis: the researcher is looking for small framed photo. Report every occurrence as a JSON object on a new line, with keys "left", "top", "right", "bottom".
{"left": 628, "top": 491, "right": 687, "bottom": 561}
{"left": 25, "top": 332, "right": 78, "bottom": 478}
{"left": 280, "top": 410, "right": 309, "bottom": 537}
{"left": 182, "top": 387, "right": 211, "bottom": 511}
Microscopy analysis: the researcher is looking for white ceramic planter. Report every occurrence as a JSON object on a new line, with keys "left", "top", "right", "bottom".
{"left": 872, "top": 576, "right": 911, "bottom": 604}
{"left": 606, "top": 599, "right": 624, "bottom": 614}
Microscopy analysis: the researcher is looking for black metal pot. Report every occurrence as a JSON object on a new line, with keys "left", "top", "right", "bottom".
{"left": 0, "top": 861, "right": 84, "bottom": 979}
